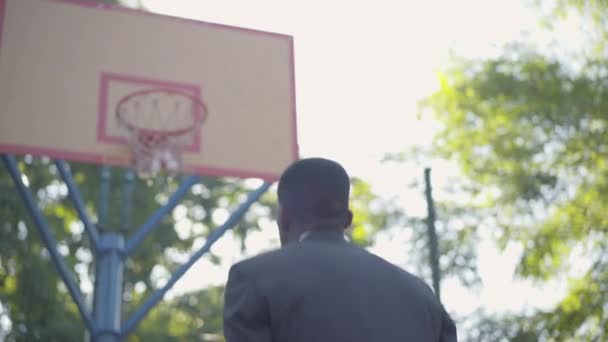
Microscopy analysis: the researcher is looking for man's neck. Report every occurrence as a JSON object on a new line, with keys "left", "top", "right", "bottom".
{"left": 297, "top": 228, "right": 345, "bottom": 242}
{"left": 292, "top": 217, "right": 344, "bottom": 233}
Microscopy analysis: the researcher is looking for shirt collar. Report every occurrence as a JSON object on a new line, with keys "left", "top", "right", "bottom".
{"left": 298, "top": 229, "right": 346, "bottom": 243}
{"left": 299, "top": 231, "right": 311, "bottom": 242}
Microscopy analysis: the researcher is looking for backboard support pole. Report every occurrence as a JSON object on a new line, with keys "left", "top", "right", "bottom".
{"left": 2, "top": 154, "right": 274, "bottom": 340}
{"left": 92, "top": 165, "right": 113, "bottom": 341}
{"left": 120, "top": 181, "right": 272, "bottom": 337}
{"left": 92, "top": 233, "right": 125, "bottom": 342}
{"left": 98, "top": 166, "right": 112, "bottom": 231}
{"left": 120, "top": 170, "right": 135, "bottom": 232}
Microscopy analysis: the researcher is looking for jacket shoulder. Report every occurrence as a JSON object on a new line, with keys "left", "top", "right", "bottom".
{"left": 229, "top": 247, "right": 287, "bottom": 274}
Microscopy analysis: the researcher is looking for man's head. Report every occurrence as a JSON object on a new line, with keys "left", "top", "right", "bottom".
{"left": 277, "top": 158, "right": 353, "bottom": 245}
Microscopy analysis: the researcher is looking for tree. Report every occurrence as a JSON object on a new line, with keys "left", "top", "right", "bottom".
{"left": 127, "top": 286, "right": 226, "bottom": 342}
{"left": 419, "top": 2, "right": 608, "bottom": 339}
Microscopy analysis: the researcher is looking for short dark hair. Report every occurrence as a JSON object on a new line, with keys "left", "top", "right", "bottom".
{"left": 277, "top": 158, "right": 350, "bottom": 222}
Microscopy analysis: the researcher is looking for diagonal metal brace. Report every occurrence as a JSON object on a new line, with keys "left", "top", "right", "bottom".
{"left": 124, "top": 175, "right": 201, "bottom": 256}
{"left": 120, "top": 182, "right": 272, "bottom": 338}
{"left": 55, "top": 160, "right": 100, "bottom": 252}
{"left": 2, "top": 154, "right": 96, "bottom": 333}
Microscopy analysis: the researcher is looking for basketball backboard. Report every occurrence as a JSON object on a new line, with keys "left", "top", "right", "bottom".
{"left": 0, "top": 0, "right": 298, "bottom": 180}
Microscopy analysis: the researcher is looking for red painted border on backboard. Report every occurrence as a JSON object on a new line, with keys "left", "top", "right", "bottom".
{"left": 1, "top": 143, "right": 123, "bottom": 165}
{"left": 0, "top": 0, "right": 299, "bottom": 181}
{"left": 288, "top": 38, "right": 299, "bottom": 162}
{"left": 96, "top": 72, "right": 203, "bottom": 153}
{"left": 51, "top": 0, "right": 293, "bottom": 40}
{"left": 1, "top": 143, "right": 281, "bottom": 181}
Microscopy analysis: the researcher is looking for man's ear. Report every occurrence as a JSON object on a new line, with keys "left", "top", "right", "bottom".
{"left": 344, "top": 210, "right": 353, "bottom": 229}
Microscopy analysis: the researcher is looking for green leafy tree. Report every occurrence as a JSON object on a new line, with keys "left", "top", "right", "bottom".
{"left": 127, "top": 286, "right": 226, "bottom": 342}
{"left": 419, "top": 2, "right": 608, "bottom": 339}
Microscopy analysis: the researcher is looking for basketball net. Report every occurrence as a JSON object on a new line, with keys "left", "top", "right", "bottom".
{"left": 116, "top": 89, "right": 207, "bottom": 178}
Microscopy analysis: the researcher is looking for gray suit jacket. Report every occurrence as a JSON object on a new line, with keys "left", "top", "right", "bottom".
{"left": 224, "top": 230, "right": 457, "bottom": 342}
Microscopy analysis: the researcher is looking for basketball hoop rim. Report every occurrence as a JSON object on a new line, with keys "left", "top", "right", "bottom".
{"left": 115, "top": 88, "right": 208, "bottom": 137}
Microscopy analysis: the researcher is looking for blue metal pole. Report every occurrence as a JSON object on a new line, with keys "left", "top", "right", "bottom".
{"left": 92, "top": 165, "right": 112, "bottom": 336}
{"left": 120, "top": 169, "right": 135, "bottom": 232}
{"left": 124, "top": 175, "right": 201, "bottom": 256}
{"left": 98, "top": 166, "right": 112, "bottom": 231}
{"left": 55, "top": 160, "right": 100, "bottom": 251}
{"left": 92, "top": 233, "right": 124, "bottom": 342}
{"left": 1, "top": 154, "right": 96, "bottom": 333}
{"left": 120, "top": 182, "right": 272, "bottom": 338}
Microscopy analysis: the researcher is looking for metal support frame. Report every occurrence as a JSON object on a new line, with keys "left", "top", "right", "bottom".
{"left": 120, "top": 170, "right": 135, "bottom": 232}
{"left": 120, "top": 182, "right": 272, "bottom": 338}
{"left": 56, "top": 160, "right": 100, "bottom": 252}
{"left": 124, "top": 175, "right": 201, "bottom": 256}
{"left": 2, "top": 154, "right": 272, "bottom": 340}
{"left": 2, "top": 155, "right": 96, "bottom": 332}
{"left": 98, "top": 166, "right": 112, "bottom": 231}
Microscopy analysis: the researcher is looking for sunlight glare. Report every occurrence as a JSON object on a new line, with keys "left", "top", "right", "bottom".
{"left": 142, "top": 0, "right": 563, "bottom": 318}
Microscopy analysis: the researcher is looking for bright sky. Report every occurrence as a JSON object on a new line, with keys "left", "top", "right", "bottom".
{"left": 136, "top": 0, "right": 572, "bottom": 322}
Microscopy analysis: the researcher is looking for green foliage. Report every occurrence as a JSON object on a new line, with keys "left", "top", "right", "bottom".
{"left": 347, "top": 178, "right": 402, "bottom": 247}
{"left": 545, "top": 0, "right": 608, "bottom": 27}
{"left": 128, "top": 286, "right": 225, "bottom": 342}
{"left": 461, "top": 309, "right": 542, "bottom": 341}
{"left": 420, "top": 6, "right": 608, "bottom": 338}
{"left": 538, "top": 0, "right": 608, "bottom": 58}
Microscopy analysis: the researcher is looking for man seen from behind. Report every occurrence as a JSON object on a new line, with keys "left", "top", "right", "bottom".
{"left": 223, "top": 158, "right": 458, "bottom": 341}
